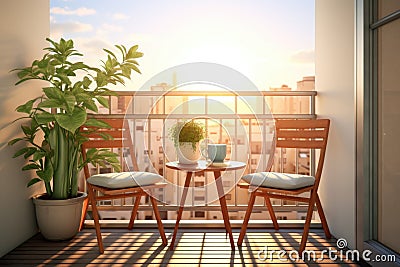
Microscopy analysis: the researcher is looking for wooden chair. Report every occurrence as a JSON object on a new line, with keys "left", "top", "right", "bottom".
{"left": 237, "top": 119, "right": 331, "bottom": 253}
{"left": 80, "top": 118, "right": 167, "bottom": 254}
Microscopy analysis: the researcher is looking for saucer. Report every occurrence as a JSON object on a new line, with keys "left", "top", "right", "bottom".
{"left": 210, "top": 161, "right": 229, "bottom": 167}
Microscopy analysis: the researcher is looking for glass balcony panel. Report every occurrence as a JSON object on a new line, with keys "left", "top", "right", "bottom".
{"left": 85, "top": 90, "right": 316, "bottom": 221}
{"left": 207, "top": 96, "right": 235, "bottom": 114}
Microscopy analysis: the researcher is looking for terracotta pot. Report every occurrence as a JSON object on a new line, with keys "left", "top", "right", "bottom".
{"left": 32, "top": 192, "right": 87, "bottom": 240}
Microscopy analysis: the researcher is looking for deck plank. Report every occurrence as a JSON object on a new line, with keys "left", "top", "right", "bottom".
{"left": 0, "top": 228, "right": 359, "bottom": 266}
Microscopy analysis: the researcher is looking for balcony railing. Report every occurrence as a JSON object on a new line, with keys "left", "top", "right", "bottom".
{"left": 85, "top": 90, "right": 318, "bottom": 222}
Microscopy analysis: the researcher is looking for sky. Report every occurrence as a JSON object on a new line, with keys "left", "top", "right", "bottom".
{"left": 50, "top": 0, "right": 315, "bottom": 91}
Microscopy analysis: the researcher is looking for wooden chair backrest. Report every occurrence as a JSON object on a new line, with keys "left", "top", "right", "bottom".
{"left": 81, "top": 118, "right": 139, "bottom": 179}
{"left": 275, "top": 119, "right": 330, "bottom": 186}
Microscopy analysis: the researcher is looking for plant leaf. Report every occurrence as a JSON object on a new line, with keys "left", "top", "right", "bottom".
{"left": 96, "top": 72, "right": 107, "bottom": 87}
{"left": 75, "top": 92, "right": 91, "bottom": 102}
{"left": 129, "top": 64, "right": 141, "bottom": 74}
{"left": 36, "top": 165, "right": 53, "bottom": 183}
{"left": 83, "top": 99, "right": 98, "bottom": 112}
{"left": 63, "top": 92, "right": 76, "bottom": 114}
{"left": 82, "top": 76, "right": 92, "bottom": 88}
{"left": 27, "top": 178, "right": 42, "bottom": 187}
{"left": 103, "top": 48, "right": 117, "bottom": 59}
{"left": 43, "top": 87, "right": 63, "bottom": 100}
{"left": 24, "top": 147, "right": 37, "bottom": 159}
{"left": 22, "top": 163, "right": 40, "bottom": 171}
{"left": 21, "top": 125, "right": 32, "bottom": 135}
{"left": 8, "top": 138, "right": 23, "bottom": 146}
{"left": 35, "top": 112, "right": 55, "bottom": 124}
{"left": 54, "top": 107, "right": 86, "bottom": 133}
{"left": 13, "top": 147, "right": 29, "bottom": 158}
{"left": 70, "top": 62, "right": 88, "bottom": 71}
{"left": 38, "top": 99, "right": 64, "bottom": 109}
{"left": 121, "top": 65, "right": 132, "bottom": 77}
{"left": 96, "top": 96, "right": 109, "bottom": 108}
{"left": 85, "top": 118, "right": 111, "bottom": 128}
{"left": 33, "top": 151, "right": 46, "bottom": 161}
{"left": 127, "top": 45, "right": 140, "bottom": 59}
{"left": 16, "top": 99, "right": 37, "bottom": 114}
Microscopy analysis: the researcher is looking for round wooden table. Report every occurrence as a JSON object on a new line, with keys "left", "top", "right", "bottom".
{"left": 166, "top": 160, "right": 246, "bottom": 250}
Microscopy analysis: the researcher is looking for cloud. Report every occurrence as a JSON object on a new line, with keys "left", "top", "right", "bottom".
{"left": 290, "top": 50, "right": 314, "bottom": 64}
{"left": 79, "top": 38, "right": 112, "bottom": 54}
{"left": 94, "top": 23, "right": 124, "bottom": 37}
{"left": 51, "top": 21, "right": 93, "bottom": 39}
{"left": 112, "top": 13, "right": 130, "bottom": 20}
{"left": 100, "top": 23, "right": 123, "bottom": 33}
{"left": 50, "top": 7, "right": 96, "bottom": 16}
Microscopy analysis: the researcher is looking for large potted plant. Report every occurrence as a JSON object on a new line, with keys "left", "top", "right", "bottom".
{"left": 9, "top": 38, "right": 142, "bottom": 240}
{"left": 169, "top": 120, "right": 205, "bottom": 164}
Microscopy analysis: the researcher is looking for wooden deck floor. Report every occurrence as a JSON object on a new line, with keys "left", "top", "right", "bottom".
{"left": 1, "top": 228, "right": 359, "bottom": 266}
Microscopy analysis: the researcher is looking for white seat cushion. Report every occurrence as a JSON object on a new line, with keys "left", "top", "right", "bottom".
{"left": 241, "top": 172, "right": 315, "bottom": 190}
{"left": 87, "top": 172, "right": 164, "bottom": 189}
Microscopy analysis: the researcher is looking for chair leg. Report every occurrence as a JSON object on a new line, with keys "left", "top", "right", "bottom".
{"left": 79, "top": 197, "right": 89, "bottom": 231}
{"left": 150, "top": 195, "right": 168, "bottom": 246}
{"left": 237, "top": 191, "right": 257, "bottom": 246}
{"left": 128, "top": 193, "right": 142, "bottom": 230}
{"left": 316, "top": 193, "right": 332, "bottom": 239}
{"left": 299, "top": 192, "right": 317, "bottom": 254}
{"left": 88, "top": 186, "right": 104, "bottom": 254}
{"left": 264, "top": 194, "right": 279, "bottom": 230}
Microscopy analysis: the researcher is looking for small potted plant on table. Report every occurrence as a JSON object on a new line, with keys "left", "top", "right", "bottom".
{"left": 9, "top": 38, "right": 142, "bottom": 240}
{"left": 169, "top": 120, "right": 205, "bottom": 164}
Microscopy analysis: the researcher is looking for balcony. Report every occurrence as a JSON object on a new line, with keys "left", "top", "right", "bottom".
{"left": 1, "top": 1, "right": 400, "bottom": 266}
{"left": 0, "top": 90, "right": 358, "bottom": 265}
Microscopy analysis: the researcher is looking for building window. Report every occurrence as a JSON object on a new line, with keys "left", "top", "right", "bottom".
{"left": 194, "top": 196, "right": 205, "bottom": 201}
{"left": 159, "top": 211, "right": 168, "bottom": 220}
{"left": 194, "top": 171, "right": 205, "bottom": 177}
{"left": 194, "top": 181, "right": 204, "bottom": 187}
{"left": 194, "top": 211, "right": 205, "bottom": 218}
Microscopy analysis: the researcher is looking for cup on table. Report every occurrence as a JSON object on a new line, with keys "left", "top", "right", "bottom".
{"left": 207, "top": 144, "right": 227, "bottom": 163}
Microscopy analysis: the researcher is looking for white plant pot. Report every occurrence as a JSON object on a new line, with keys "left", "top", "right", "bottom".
{"left": 177, "top": 142, "right": 200, "bottom": 164}
{"left": 33, "top": 192, "right": 87, "bottom": 240}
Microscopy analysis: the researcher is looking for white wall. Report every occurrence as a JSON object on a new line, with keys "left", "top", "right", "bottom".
{"left": 315, "top": 0, "right": 356, "bottom": 248}
{"left": 0, "top": 0, "right": 49, "bottom": 257}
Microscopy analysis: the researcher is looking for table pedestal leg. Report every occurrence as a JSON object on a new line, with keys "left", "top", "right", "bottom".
{"left": 169, "top": 172, "right": 192, "bottom": 250}
{"left": 214, "top": 171, "right": 235, "bottom": 250}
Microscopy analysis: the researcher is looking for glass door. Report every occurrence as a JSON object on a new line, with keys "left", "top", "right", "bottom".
{"left": 370, "top": 0, "right": 400, "bottom": 255}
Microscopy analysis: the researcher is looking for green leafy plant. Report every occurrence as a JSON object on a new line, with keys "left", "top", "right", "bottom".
{"left": 9, "top": 38, "right": 143, "bottom": 200}
{"left": 169, "top": 120, "right": 205, "bottom": 151}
